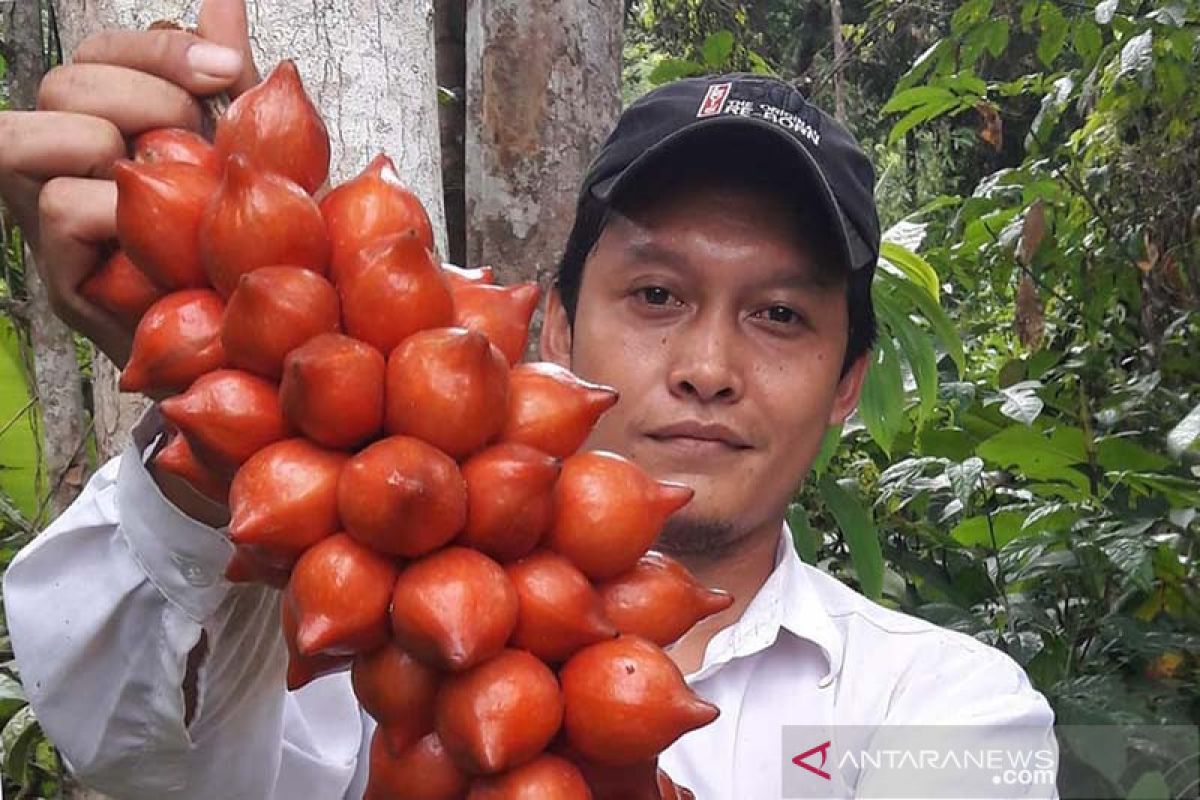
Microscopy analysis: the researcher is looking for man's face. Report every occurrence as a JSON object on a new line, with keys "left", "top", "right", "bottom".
{"left": 541, "top": 180, "right": 869, "bottom": 556}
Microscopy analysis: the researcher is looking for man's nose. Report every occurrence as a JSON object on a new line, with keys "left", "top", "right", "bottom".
{"left": 666, "top": 312, "right": 744, "bottom": 403}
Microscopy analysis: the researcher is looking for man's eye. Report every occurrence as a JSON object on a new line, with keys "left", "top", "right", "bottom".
{"left": 763, "top": 305, "right": 800, "bottom": 324}
{"left": 638, "top": 286, "right": 673, "bottom": 305}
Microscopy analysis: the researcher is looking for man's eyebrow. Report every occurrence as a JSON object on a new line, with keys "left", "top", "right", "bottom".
{"left": 617, "top": 235, "right": 841, "bottom": 289}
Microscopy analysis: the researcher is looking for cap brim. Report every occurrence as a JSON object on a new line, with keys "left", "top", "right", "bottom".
{"left": 591, "top": 115, "right": 869, "bottom": 273}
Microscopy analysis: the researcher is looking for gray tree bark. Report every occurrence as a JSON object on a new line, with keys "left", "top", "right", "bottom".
{"left": 53, "top": 0, "right": 448, "bottom": 460}
{"left": 8, "top": 0, "right": 88, "bottom": 518}
{"left": 464, "top": 0, "right": 622, "bottom": 350}
{"left": 829, "top": 0, "right": 847, "bottom": 123}
{"left": 436, "top": 0, "right": 466, "bottom": 265}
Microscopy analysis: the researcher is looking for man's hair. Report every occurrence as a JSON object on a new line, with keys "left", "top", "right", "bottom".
{"left": 553, "top": 132, "right": 877, "bottom": 376}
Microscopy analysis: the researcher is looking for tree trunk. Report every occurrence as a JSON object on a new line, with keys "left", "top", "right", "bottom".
{"left": 8, "top": 0, "right": 88, "bottom": 517}
{"left": 53, "top": 0, "right": 447, "bottom": 460}
{"left": 436, "top": 0, "right": 467, "bottom": 266}
{"left": 464, "top": 0, "right": 622, "bottom": 353}
{"left": 829, "top": 0, "right": 847, "bottom": 123}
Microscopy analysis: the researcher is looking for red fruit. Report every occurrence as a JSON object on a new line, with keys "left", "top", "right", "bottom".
{"left": 319, "top": 153, "right": 435, "bottom": 283}
{"left": 385, "top": 327, "right": 509, "bottom": 459}
{"left": 467, "top": 754, "right": 591, "bottom": 799}
{"left": 221, "top": 266, "right": 340, "bottom": 379}
{"left": 79, "top": 251, "right": 166, "bottom": 329}
{"left": 365, "top": 731, "right": 470, "bottom": 800}
{"left": 228, "top": 439, "right": 348, "bottom": 567}
{"left": 442, "top": 264, "right": 495, "bottom": 286}
{"left": 436, "top": 649, "right": 563, "bottom": 775}
{"left": 598, "top": 552, "right": 733, "bottom": 647}
{"left": 451, "top": 283, "right": 541, "bottom": 365}
{"left": 113, "top": 160, "right": 219, "bottom": 289}
{"left": 152, "top": 431, "right": 230, "bottom": 505}
{"left": 120, "top": 289, "right": 226, "bottom": 396}
{"left": 199, "top": 154, "right": 330, "bottom": 297}
{"left": 280, "top": 333, "right": 385, "bottom": 450}
{"left": 338, "top": 436, "right": 467, "bottom": 558}
{"left": 501, "top": 363, "right": 618, "bottom": 459}
{"left": 281, "top": 600, "right": 350, "bottom": 691}
{"left": 506, "top": 551, "right": 616, "bottom": 663}
{"left": 557, "top": 748, "right": 660, "bottom": 800}
{"left": 560, "top": 636, "right": 718, "bottom": 766}
{"left": 214, "top": 60, "right": 330, "bottom": 194}
{"left": 352, "top": 642, "right": 440, "bottom": 756}
{"left": 223, "top": 546, "right": 290, "bottom": 589}
{"left": 338, "top": 231, "right": 454, "bottom": 354}
{"left": 159, "top": 369, "right": 292, "bottom": 472}
{"left": 285, "top": 532, "right": 397, "bottom": 657}
{"left": 390, "top": 547, "right": 518, "bottom": 671}
{"left": 133, "top": 128, "right": 221, "bottom": 175}
{"left": 547, "top": 452, "right": 693, "bottom": 580}
{"left": 459, "top": 443, "right": 560, "bottom": 562}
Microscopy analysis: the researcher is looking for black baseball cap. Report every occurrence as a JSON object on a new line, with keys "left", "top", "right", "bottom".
{"left": 559, "top": 73, "right": 881, "bottom": 283}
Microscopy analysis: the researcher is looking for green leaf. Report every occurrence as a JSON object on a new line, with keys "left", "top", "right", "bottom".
{"left": 879, "top": 241, "right": 940, "bottom": 302}
{"left": 983, "top": 19, "right": 1010, "bottom": 57}
{"left": 0, "top": 673, "right": 27, "bottom": 727}
{"left": 997, "top": 380, "right": 1045, "bottom": 424}
{"left": 946, "top": 457, "right": 984, "bottom": 511}
{"left": 895, "top": 40, "right": 949, "bottom": 92}
{"left": 787, "top": 504, "right": 819, "bottom": 565}
{"left": 746, "top": 50, "right": 775, "bottom": 76}
{"left": 977, "top": 425, "right": 1090, "bottom": 490}
{"left": 819, "top": 476, "right": 883, "bottom": 599}
{"left": 1166, "top": 400, "right": 1200, "bottom": 457}
{"left": 879, "top": 300, "right": 938, "bottom": 424}
{"left": 0, "top": 318, "right": 41, "bottom": 519}
{"left": 951, "top": 510, "right": 1026, "bottom": 548}
{"left": 886, "top": 97, "right": 963, "bottom": 145}
{"left": 882, "top": 86, "right": 957, "bottom": 115}
{"left": 648, "top": 58, "right": 706, "bottom": 86}
{"left": 1036, "top": 3, "right": 1068, "bottom": 66}
{"left": 811, "top": 424, "right": 842, "bottom": 476}
{"left": 1072, "top": 18, "right": 1103, "bottom": 63}
{"left": 876, "top": 272, "right": 965, "bottom": 375}
{"left": 1126, "top": 771, "right": 1171, "bottom": 799}
{"left": 951, "top": 0, "right": 994, "bottom": 34}
{"left": 859, "top": 335, "right": 905, "bottom": 455}
{"left": 1095, "top": 436, "right": 1170, "bottom": 472}
{"left": 700, "top": 30, "right": 735, "bottom": 68}
{"left": 2, "top": 705, "right": 40, "bottom": 785}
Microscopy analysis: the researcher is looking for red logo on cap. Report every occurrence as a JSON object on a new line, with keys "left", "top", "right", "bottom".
{"left": 697, "top": 82, "right": 732, "bottom": 118}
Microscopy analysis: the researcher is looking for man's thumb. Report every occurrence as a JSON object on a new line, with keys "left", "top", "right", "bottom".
{"left": 197, "top": 0, "right": 260, "bottom": 97}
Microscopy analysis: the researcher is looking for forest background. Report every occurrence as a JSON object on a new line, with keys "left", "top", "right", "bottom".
{"left": 0, "top": 0, "right": 1197, "bottom": 797}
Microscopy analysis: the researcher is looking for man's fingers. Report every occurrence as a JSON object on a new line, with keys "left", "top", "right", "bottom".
{"left": 197, "top": 0, "right": 261, "bottom": 97}
{"left": 36, "top": 177, "right": 132, "bottom": 366}
{"left": 0, "top": 111, "right": 125, "bottom": 245}
{"left": 74, "top": 28, "right": 246, "bottom": 98}
{"left": 38, "top": 64, "right": 204, "bottom": 135}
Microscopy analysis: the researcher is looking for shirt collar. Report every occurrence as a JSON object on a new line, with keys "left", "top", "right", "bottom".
{"left": 686, "top": 524, "right": 845, "bottom": 688}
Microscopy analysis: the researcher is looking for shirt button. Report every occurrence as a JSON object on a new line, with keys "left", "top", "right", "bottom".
{"left": 173, "top": 555, "right": 213, "bottom": 587}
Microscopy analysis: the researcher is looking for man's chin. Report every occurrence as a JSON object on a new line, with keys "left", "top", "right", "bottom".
{"left": 655, "top": 513, "right": 741, "bottom": 557}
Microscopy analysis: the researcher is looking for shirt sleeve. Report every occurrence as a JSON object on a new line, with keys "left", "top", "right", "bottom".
{"left": 2, "top": 410, "right": 364, "bottom": 800}
{"left": 855, "top": 634, "right": 1060, "bottom": 800}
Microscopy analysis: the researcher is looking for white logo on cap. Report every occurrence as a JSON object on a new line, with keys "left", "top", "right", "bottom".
{"left": 697, "top": 82, "right": 732, "bottom": 118}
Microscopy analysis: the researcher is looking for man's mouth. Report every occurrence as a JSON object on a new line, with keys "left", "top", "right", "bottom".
{"left": 645, "top": 421, "right": 752, "bottom": 450}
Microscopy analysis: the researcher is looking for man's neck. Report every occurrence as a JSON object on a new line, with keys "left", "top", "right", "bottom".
{"left": 663, "top": 519, "right": 784, "bottom": 676}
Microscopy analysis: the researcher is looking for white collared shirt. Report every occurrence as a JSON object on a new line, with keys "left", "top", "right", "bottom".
{"left": 3, "top": 414, "right": 1057, "bottom": 799}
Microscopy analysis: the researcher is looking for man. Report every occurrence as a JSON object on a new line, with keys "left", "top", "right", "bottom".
{"left": 0, "top": 1, "right": 1057, "bottom": 798}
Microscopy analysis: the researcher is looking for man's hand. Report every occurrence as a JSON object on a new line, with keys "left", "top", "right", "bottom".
{"left": 0, "top": 0, "right": 259, "bottom": 366}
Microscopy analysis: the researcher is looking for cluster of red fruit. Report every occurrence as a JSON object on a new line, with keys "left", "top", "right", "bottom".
{"left": 88, "top": 60, "right": 733, "bottom": 799}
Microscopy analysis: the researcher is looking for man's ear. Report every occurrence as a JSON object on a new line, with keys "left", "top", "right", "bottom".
{"left": 828, "top": 349, "right": 870, "bottom": 425}
{"left": 539, "top": 286, "right": 573, "bottom": 368}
